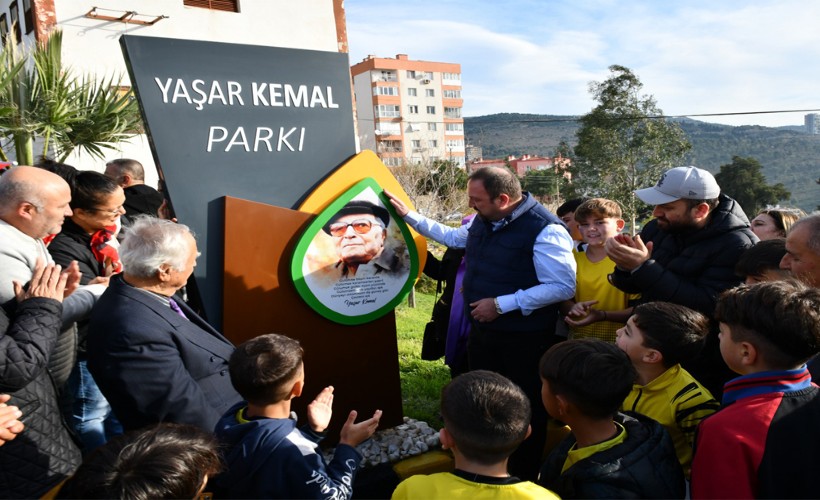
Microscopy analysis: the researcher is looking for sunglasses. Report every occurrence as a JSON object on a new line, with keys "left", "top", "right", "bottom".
{"left": 328, "top": 219, "right": 383, "bottom": 237}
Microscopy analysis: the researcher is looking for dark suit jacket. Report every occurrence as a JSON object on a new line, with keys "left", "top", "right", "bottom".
{"left": 87, "top": 275, "right": 240, "bottom": 431}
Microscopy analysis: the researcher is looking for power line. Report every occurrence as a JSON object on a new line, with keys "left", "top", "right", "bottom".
{"left": 357, "top": 108, "right": 820, "bottom": 125}
{"left": 468, "top": 108, "right": 820, "bottom": 123}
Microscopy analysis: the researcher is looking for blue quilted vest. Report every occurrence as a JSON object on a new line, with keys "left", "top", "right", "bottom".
{"left": 464, "top": 193, "right": 563, "bottom": 332}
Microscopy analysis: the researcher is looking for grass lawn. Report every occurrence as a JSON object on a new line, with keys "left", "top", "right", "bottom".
{"left": 394, "top": 288, "right": 451, "bottom": 429}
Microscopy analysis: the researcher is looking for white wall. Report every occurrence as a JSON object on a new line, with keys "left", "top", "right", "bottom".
{"left": 0, "top": 0, "right": 342, "bottom": 187}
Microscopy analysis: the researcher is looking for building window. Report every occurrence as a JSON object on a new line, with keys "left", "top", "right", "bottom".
{"left": 428, "top": 123, "right": 437, "bottom": 131}
{"left": 407, "top": 88, "right": 417, "bottom": 97}
{"left": 378, "top": 70, "right": 397, "bottom": 82}
{"left": 376, "top": 122, "right": 401, "bottom": 135}
{"left": 446, "top": 140, "right": 465, "bottom": 148}
{"left": 9, "top": 1, "right": 20, "bottom": 42}
{"left": 425, "top": 89, "right": 435, "bottom": 97}
{"left": 428, "top": 140, "right": 438, "bottom": 148}
{"left": 424, "top": 71, "right": 433, "bottom": 80}
{"left": 382, "top": 157, "right": 402, "bottom": 167}
{"left": 444, "top": 107, "right": 462, "bottom": 118}
{"left": 374, "top": 105, "right": 400, "bottom": 118}
{"left": 183, "top": 0, "right": 239, "bottom": 12}
{"left": 426, "top": 106, "right": 436, "bottom": 114}
{"left": 412, "top": 140, "right": 421, "bottom": 149}
{"left": 443, "top": 72, "right": 461, "bottom": 82}
{"left": 22, "top": 0, "right": 32, "bottom": 34}
{"left": 444, "top": 89, "right": 462, "bottom": 99}
{"left": 408, "top": 105, "right": 419, "bottom": 114}
{"left": 406, "top": 70, "right": 416, "bottom": 79}
{"left": 446, "top": 123, "right": 464, "bottom": 132}
{"left": 373, "top": 86, "right": 398, "bottom": 96}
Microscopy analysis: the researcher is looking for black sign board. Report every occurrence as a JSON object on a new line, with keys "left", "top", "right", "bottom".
{"left": 120, "top": 36, "right": 357, "bottom": 326}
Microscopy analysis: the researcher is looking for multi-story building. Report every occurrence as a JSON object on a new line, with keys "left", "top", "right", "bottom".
{"left": 351, "top": 54, "right": 465, "bottom": 167}
{"left": 805, "top": 113, "right": 820, "bottom": 135}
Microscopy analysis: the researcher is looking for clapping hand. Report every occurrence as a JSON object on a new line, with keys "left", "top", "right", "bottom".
{"left": 307, "top": 386, "right": 335, "bottom": 433}
{"left": 13, "top": 258, "right": 68, "bottom": 303}
{"left": 339, "top": 409, "right": 382, "bottom": 447}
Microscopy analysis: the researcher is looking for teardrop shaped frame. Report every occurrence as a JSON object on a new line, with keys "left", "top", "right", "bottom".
{"left": 291, "top": 178, "right": 419, "bottom": 325}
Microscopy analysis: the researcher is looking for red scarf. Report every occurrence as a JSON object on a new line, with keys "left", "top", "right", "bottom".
{"left": 90, "top": 223, "right": 122, "bottom": 274}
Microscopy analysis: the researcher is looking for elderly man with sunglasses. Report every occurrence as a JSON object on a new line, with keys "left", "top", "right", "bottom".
{"left": 322, "top": 200, "right": 402, "bottom": 279}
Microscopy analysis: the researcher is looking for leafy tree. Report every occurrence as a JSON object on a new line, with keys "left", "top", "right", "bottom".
{"left": 521, "top": 167, "right": 567, "bottom": 203}
{"left": 714, "top": 156, "right": 791, "bottom": 215}
{"left": 0, "top": 30, "right": 141, "bottom": 164}
{"left": 572, "top": 65, "right": 691, "bottom": 231}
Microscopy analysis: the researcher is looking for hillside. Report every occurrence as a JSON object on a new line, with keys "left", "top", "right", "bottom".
{"left": 464, "top": 113, "right": 820, "bottom": 214}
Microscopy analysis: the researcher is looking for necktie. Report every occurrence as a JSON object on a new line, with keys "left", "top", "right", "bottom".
{"left": 168, "top": 298, "right": 188, "bottom": 319}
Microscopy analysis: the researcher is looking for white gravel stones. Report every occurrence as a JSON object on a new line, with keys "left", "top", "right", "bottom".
{"left": 323, "top": 417, "right": 442, "bottom": 467}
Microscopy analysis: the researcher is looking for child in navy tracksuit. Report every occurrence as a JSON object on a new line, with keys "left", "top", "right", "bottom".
{"left": 211, "top": 334, "right": 382, "bottom": 499}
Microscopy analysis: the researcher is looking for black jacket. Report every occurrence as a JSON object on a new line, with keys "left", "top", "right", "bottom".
{"left": 48, "top": 218, "right": 101, "bottom": 287}
{"left": 0, "top": 298, "right": 82, "bottom": 498}
{"left": 48, "top": 218, "right": 103, "bottom": 356}
{"left": 609, "top": 194, "right": 756, "bottom": 317}
{"left": 538, "top": 412, "right": 685, "bottom": 499}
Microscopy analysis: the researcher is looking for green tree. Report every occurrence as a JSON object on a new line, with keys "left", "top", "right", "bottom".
{"left": 0, "top": 30, "right": 141, "bottom": 164}
{"left": 572, "top": 65, "right": 691, "bottom": 231}
{"left": 521, "top": 167, "right": 566, "bottom": 202}
{"left": 714, "top": 156, "right": 791, "bottom": 215}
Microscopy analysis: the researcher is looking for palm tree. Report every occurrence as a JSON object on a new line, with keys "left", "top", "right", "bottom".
{"left": 0, "top": 29, "right": 141, "bottom": 164}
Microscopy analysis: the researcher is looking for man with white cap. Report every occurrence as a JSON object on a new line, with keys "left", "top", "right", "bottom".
{"left": 606, "top": 166, "right": 756, "bottom": 395}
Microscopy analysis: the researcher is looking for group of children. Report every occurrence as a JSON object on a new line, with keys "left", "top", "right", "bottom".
{"left": 54, "top": 196, "right": 820, "bottom": 499}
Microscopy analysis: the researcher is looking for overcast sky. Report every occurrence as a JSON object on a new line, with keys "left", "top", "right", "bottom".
{"left": 345, "top": 0, "right": 820, "bottom": 127}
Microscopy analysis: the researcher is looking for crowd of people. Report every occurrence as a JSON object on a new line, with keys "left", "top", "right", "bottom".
{"left": 0, "top": 158, "right": 818, "bottom": 499}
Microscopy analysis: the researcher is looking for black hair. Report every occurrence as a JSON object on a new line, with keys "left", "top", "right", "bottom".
{"left": 229, "top": 333, "right": 304, "bottom": 405}
{"left": 57, "top": 423, "right": 221, "bottom": 500}
{"left": 34, "top": 157, "right": 77, "bottom": 188}
{"left": 715, "top": 280, "right": 820, "bottom": 369}
{"left": 556, "top": 198, "right": 588, "bottom": 217}
{"left": 539, "top": 339, "right": 636, "bottom": 419}
{"left": 632, "top": 302, "right": 709, "bottom": 367}
{"left": 735, "top": 239, "right": 787, "bottom": 279}
{"left": 70, "top": 170, "right": 120, "bottom": 211}
{"left": 440, "top": 370, "right": 531, "bottom": 465}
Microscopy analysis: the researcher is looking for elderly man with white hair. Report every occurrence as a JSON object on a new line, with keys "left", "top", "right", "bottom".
{"left": 87, "top": 217, "right": 240, "bottom": 432}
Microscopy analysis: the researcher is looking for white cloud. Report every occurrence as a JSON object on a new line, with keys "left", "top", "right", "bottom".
{"left": 346, "top": 0, "right": 820, "bottom": 126}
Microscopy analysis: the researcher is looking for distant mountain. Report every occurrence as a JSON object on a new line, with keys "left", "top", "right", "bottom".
{"left": 464, "top": 113, "right": 819, "bottom": 214}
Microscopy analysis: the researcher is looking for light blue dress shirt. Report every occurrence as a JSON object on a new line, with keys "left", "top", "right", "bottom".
{"left": 405, "top": 206, "right": 576, "bottom": 316}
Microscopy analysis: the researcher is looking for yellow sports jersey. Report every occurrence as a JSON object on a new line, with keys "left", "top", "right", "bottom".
{"left": 570, "top": 249, "right": 635, "bottom": 342}
{"left": 621, "top": 364, "right": 720, "bottom": 477}
{"left": 391, "top": 472, "right": 559, "bottom": 500}
{"left": 562, "top": 422, "right": 627, "bottom": 473}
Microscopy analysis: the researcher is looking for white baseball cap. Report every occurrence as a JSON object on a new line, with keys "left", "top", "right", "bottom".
{"left": 635, "top": 166, "right": 720, "bottom": 205}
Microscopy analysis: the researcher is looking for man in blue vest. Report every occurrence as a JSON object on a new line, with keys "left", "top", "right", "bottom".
{"left": 386, "top": 166, "right": 576, "bottom": 479}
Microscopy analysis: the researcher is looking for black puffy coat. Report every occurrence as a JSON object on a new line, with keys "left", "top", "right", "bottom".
{"left": 609, "top": 194, "right": 756, "bottom": 317}
{"left": 0, "top": 298, "right": 82, "bottom": 498}
{"left": 538, "top": 412, "right": 685, "bottom": 499}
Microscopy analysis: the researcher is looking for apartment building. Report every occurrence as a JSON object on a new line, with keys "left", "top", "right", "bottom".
{"left": 351, "top": 54, "right": 465, "bottom": 167}
{"left": 806, "top": 113, "right": 820, "bottom": 135}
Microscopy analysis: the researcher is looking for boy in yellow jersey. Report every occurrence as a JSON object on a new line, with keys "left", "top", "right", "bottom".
{"left": 616, "top": 302, "right": 719, "bottom": 478}
{"left": 561, "top": 198, "right": 637, "bottom": 342}
{"left": 392, "top": 370, "right": 559, "bottom": 500}
{"left": 537, "top": 339, "right": 685, "bottom": 498}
